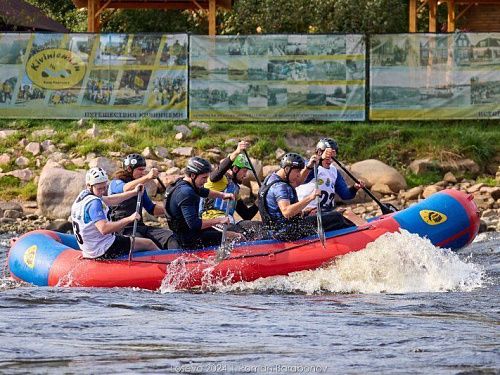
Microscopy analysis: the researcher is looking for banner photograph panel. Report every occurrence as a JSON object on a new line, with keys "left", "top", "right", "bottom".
{"left": 370, "top": 33, "right": 500, "bottom": 120}
{"left": 189, "top": 34, "right": 366, "bottom": 121}
{"left": 0, "top": 33, "right": 188, "bottom": 120}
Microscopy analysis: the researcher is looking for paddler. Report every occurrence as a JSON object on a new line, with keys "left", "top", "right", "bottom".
{"left": 257, "top": 152, "right": 321, "bottom": 241}
{"left": 200, "top": 140, "right": 260, "bottom": 237}
{"left": 164, "top": 157, "right": 243, "bottom": 249}
{"left": 71, "top": 167, "right": 159, "bottom": 259}
{"left": 296, "top": 138, "right": 367, "bottom": 227}
{"left": 108, "top": 153, "right": 173, "bottom": 249}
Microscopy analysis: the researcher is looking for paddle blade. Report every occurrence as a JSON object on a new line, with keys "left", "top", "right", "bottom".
{"left": 381, "top": 203, "right": 399, "bottom": 215}
{"left": 215, "top": 244, "right": 231, "bottom": 262}
{"left": 216, "top": 203, "right": 233, "bottom": 262}
{"left": 316, "top": 202, "right": 326, "bottom": 249}
{"left": 313, "top": 164, "right": 326, "bottom": 249}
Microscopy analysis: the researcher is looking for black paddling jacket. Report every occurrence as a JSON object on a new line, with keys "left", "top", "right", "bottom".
{"left": 164, "top": 179, "right": 210, "bottom": 241}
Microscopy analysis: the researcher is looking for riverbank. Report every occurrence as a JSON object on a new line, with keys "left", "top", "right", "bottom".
{"left": 0, "top": 118, "right": 498, "bottom": 234}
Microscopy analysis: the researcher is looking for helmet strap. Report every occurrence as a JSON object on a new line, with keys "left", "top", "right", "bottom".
{"left": 316, "top": 149, "right": 325, "bottom": 167}
{"left": 190, "top": 174, "right": 200, "bottom": 194}
{"left": 285, "top": 166, "right": 293, "bottom": 182}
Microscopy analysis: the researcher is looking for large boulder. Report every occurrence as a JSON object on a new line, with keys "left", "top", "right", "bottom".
{"left": 25, "top": 142, "right": 41, "bottom": 156}
{"left": 438, "top": 159, "right": 480, "bottom": 177}
{"left": 188, "top": 121, "right": 210, "bottom": 131}
{"left": 0, "top": 129, "right": 17, "bottom": 139}
{"left": 400, "top": 186, "right": 424, "bottom": 201}
{"left": 350, "top": 159, "right": 407, "bottom": 193}
{"left": 0, "top": 153, "right": 11, "bottom": 165}
{"left": 174, "top": 125, "right": 192, "bottom": 137}
{"left": 171, "top": 147, "right": 194, "bottom": 157}
{"left": 87, "top": 157, "right": 120, "bottom": 176}
{"left": 0, "top": 201, "right": 23, "bottom": 218}
{"left": 408, "top": 158, "right": 436, "bottom": 175}
{"left": 263, "top": 165, "right": 280, "bottom": 178}
{"left": 37, "top": 162, "right": 85, "bottom": 219}
{"left": 7, "top": 168, "right": 34, "bottom": 182}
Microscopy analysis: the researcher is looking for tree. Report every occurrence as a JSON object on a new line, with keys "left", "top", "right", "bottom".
{"left": 23, "top": 0, "right": 409, "bottom": 34}
{"left": 222, "top": 0, "right": 408, "bottom": 34}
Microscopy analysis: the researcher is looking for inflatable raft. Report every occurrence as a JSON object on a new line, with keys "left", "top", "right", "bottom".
{"left": 8, "top": 189, "right": 479, "bottom": 290}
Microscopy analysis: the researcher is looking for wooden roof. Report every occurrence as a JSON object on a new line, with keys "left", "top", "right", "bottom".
{"left": 1, "top": 0, "right": 69, "bottom": 32}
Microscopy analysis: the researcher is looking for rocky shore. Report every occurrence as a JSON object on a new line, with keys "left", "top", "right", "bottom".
{"left": 0, "top": 122, "right": 499, "bottom": 236}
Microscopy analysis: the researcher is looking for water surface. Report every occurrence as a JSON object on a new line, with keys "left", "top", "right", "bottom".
{"left": 1, "top": 231, "right": 498, "bottom": 374}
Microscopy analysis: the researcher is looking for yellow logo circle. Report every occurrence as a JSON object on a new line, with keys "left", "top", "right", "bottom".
{"left": 26, "top": 48, "right": 86, "bottom": 90}
{"left": 23, "top": 245, "right": 37, "bottom": 269}
{"left": 419, "top": 210, "right": 447, "bottom": 225}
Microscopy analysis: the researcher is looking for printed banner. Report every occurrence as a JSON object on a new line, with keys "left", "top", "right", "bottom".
{"left": 370, "top": 33, "right": 500, "bottom": 120}
{"left": 0, "top": 33, "right": 188, "bottom": 120}
{"left": 189, "top": 35, "right": 366, "bottom": 121}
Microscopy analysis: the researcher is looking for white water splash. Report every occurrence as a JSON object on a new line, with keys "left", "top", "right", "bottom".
{"left": 160, "top": 257, "right": 192, "bottom": 293}
{"left": 159, "top": 255, "right": 237, "bottom": 293}
{"left": 221, "top": 230, "right": 484, "bottom": 294}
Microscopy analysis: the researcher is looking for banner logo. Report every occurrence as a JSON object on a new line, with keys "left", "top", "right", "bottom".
{"left": 26, "top": 48, "right": 86, "bottom": 90}
{"left": 23, "top": 245, "right": 37, "bottom": 269}
{"left": 419, "top": 210, "right": 447, "bottom": 225}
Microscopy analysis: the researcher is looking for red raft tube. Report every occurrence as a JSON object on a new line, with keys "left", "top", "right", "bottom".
{"left": 8, "top": 189, "right": 479, "bottom": 290}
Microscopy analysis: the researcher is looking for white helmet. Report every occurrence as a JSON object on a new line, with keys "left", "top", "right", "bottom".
{"left": 86, "top": 167, "right": 108, "bottom": 186}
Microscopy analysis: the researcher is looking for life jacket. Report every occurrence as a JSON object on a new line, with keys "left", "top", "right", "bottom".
{"left": 257, "top": 174, "right": 301, "bottom": 227}
{"left": 71, "top": 189, "right": 114, "bottom": 258}
{"left": 109, "top": 177, "right": 144, "bottom": 225}
{"left": 164, "top": 178, "right": 192, "bottom": 234}
{"left": 296, "top": 165, "right": 338, "bottom": 211}
{"left": 201, "top": 175, "right": 239, "bottom": 221}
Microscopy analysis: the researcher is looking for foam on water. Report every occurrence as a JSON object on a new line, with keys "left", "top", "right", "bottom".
{"left": 220, "top": 229, "right": 484, "bottom": 294}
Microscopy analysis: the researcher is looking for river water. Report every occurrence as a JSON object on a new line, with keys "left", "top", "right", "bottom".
{"left": 0, "top": 230, "right": 498, "bottom": 374}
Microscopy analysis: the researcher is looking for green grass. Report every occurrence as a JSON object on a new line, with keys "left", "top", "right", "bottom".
{"left": 0, "top": 118, "right": 498, "bottom": 201}
{"left": 0, "top": 176, "right": 37, "bottom": 200}
{"left": 405, "top": 171, "right": 443, "bottom": 188}
{"left": 476, "top": 175, "right": 499, "bottom": 187}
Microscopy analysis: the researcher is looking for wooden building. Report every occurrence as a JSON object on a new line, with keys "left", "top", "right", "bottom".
{"left": 72, "top": 0, "right": 232, "bottom": 35}
{"left": 1, "top": 0, "right": 68, "bottom": 32}
{"left": 409, "top": 0, "right": 500, "bottom": 32}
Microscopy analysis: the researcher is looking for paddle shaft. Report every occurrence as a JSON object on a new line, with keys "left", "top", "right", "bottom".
{"left": 331, "top": 156, "right": 396, "bottom": 215}
{"left": 156, "top": 177, "right": 166, "bottom": 191}
{"left": 216, "top": 202, "right": 232, "bottom": 261}
{"left": 313, "top": 162, "right": 326, "bottom": 248}
{"left": 128, "top": 189, "right": 143, "bottom": 263}
{"left": 220, "top": 202, "right": 231, "bottom": 246}
{"left": 243, "top": 150, "right": 261, "bottom": 188}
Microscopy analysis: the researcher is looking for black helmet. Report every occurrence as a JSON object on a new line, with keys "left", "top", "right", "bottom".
{"left": 186, "top": 157, "right": 212, "bottom": 175}
{"left": 124, "top": 153, "right": 146, "bottom": 170}
{"left": 316, "top": 138, "right": 338, "bottom": 153}
{"left": 280, "top": 153, "right": 305, "bottom": 170}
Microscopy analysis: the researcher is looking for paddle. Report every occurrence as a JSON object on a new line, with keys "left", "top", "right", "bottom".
{"left": 216, "top": 202, "right": 232, "bottom": 261}
{"left": 313, "top": 162, "right": 326, "bottom": 249}
{"left": 243, "top": 150, "right": 261, "bottom": 188}
{"left": 156, "top": 176, "right": 166, "bottom": 192}
{"left": 128, "top": 186, "right": 143, "bottom": 263}
{"left": 331, "top": 156, "right": 398, "bottom": 215}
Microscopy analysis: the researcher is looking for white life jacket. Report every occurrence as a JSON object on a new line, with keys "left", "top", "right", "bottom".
{"left": 296, "top": 166, "right": 338, "bottom": 211}
{"left": 70, "top": 190, "right": 115, "bottom": 259}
